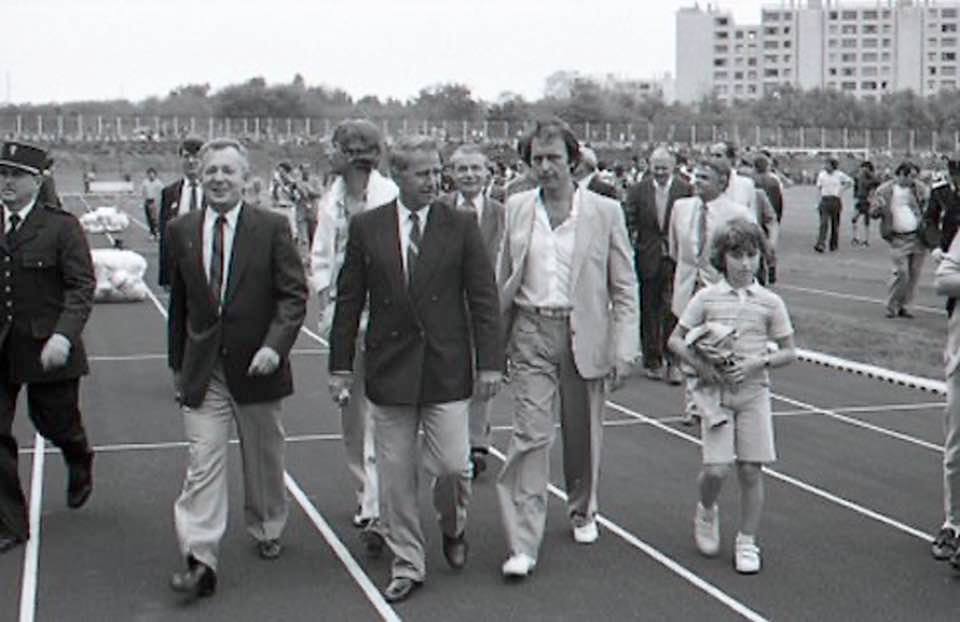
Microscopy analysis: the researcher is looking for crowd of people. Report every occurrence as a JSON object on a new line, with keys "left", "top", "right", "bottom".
{"left": 2, "top": 113, "right": 960, "bottom": 609}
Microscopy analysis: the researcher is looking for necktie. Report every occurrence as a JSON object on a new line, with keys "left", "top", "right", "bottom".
{"left": 695, "top": 200, "right": 709, "bottom": 261}
{"left": 209, "top": 215, "right": 226, "bottom": 304}
{"left": 7, "top": 213, "right": 20, "bottom": 246}
{"left": 407, "top": 211, "right": 422, "bottom": 285}
{"left": 187, "top": 180, "right": 198, "bottom": 213}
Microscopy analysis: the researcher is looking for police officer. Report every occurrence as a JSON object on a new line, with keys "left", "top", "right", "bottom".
{"left": 0, "top": 142, "right": 97, "bottom": 554}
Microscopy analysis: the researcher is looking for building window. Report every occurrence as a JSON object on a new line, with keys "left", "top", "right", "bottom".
{"left": 863, "top": 10, "right": 878, "bottom": 20}
{"left": 764, "top": 54, "right": 778, "bottom": 63}
{"left": 783, "top": 68, "right": 792, "bottom": 78}
{"left": 931, "top": 66, "right": 938, "bottom": 75}
{"left": 748, "top": 85, "right": 757, "bottom": 94}
{"left": 716, "top": 31, "right": 729, "bottom": 39}
{"left": 882, "top": 24, "right": 892, "bottom": 34}
{"left": 764, "top": 68, "right": 779, "bottom": 77}
{"left": 783, "top": 54, "right": 791, "bottom": 62}
{"left": 861, "top": 81, "right": 877, "bottom": 90}
{"left": 784, "top": 26, "right": 791, "bottom": 35}
{"left": 944, "top": 66, "right": 957, "bottom": 76}
{"left": 748, "top": 70, "right": 757, "bottom": 79}
{"left": 841, "top": 24, "right": 857, "bottom": 34}
{"left": 716, "top": 17, "right": 728, "bottom": 26}
{"left": 944, "top": 37, "right": 958, "bottom": 47}
{"left": 827, "top": 81, "right": 837, "bottom": 89}
{"left": 734, "top": 71, "right": 744, "bottom": 80}
{"left": 945, "top": 8, "right": 958, "bottom": 19}
{"left": 881, "top": 10, "right": 890, "bottom": 19}
{"left": 784, "top": 40, "right": 792, "bottom": 48}
{"left": 716, "top": 85, "right": 728, "bottom": 94}
{"left": 715, "top": 71, "right": 728, "bottom": 80}
{"left": 829, "top": 11, "right": 838, "bottom": 20}
{"left": 829, "top": 24, "right": 839, "bottom": 34}
{"left": 828, "top": 38, "right": 838, "bottom": 48}
{"left": 882, "top": 38, "right": 891, "bottom": 47}
{"left": 747, "top": 58, "right": 757, "bottom": 66}
{"left": 715, "top": 45, "right": 728, "bottom": 53}
{"left": 882, "top": 52, "right": 891, "bottom": 61}
{"left": 765, "top": 26, "right": 778, "bottom": 35}
{"left": 863, "top": 24, "right": 878, "bottom": 34}
{"left": 842, "top": 81, "right": 857, "bottom": 90}
{"left": 944, "top": 23, "right": 958, "bottom": 33}
{"left": 944, "top": 80, "right": 957, "bottom": 89}
{"left": 862, "top": 52, "right": 878, "bottom": 62}
{"left": 829, "top": 68, "right": 838, "bottom": 76}
{"left": 842, "top": 10, "right": 857, "bottom": 20}
{"left": 862, "top": 38, "right": 878, "bottom": 48}
{"left": 735, "top": 30, "right": 744, "bottom": 39}
{"left": 945, "top": 52, "right": 958, "bottom": 61}
{"left": 841, "top": 52, "right": 856, "bottom": 62}
{"left": 841, "top": 38, "right": 857, "bottom": 48}
{"left": 862, "top": 66, "right": 878, "bottom": 76}
{"left": 842, "top": 67, "right": 856, "bottom": 76}
{"left": 881, "top": 66, "right": 891, "bottom": 75}
{"left": 764, "top": 40, "right": 779, "bottom": 49}
{"left": 762, "top": 11, "right": 779, "bottom": 21}
{"left": 930, "top": 37, "right": 940, "bottom": 47}
{"left": 714, "top": 58, "right": 727, "bottom": 67}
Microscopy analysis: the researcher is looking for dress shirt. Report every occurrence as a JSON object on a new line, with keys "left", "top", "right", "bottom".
{"left": 180, "top": 178, "right": 203, "bottom": 212}
{"left": 722, "top": 171, "right": 757, "bottom": 211}
{"left": 890, "top": 184, "right": 919, "bottom": 233}
{"left": 816, "top": 170, "right": 852, "bottom": 197}
{"left": 4, "top": 200, "right": 35, "bottom": 233}
{"left": 654, "top": 176, "right": 672, "bottom": 229}
{"left": 515, "top": 190, "right": 580, "bottom": 309}
{"left": 397, "top": 200, "right": 430, "bottom": 279}
{"left": 456, "top": 192, "right": 484, "bottom": 225}
{"left": 203, "top": 202, "right": 242, "bottom": 302}
{"left": 142, "top": 177, "right": 164, "bottom": 205}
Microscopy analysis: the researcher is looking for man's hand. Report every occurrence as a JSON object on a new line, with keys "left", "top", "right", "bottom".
{"left": 39, "top": 334, "right": 71, "bottom": 371}
{"left": 328, "top": 373, "right": 353, "bottom": 406}
{"left": 474, "top": 370, "right": 504, "bottom": 401}
{"left": 247, "top": 347, "right": 280, "bottom": 376}
{"left": 606, "top": 359, "right": 634, "bottom": 392}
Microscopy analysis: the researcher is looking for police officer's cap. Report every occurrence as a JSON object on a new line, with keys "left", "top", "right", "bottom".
{"left": 179, "top": 136, "right": 205, "bottom": 157}
{"left": 0, "top": 141, "right": 47, "bottom": 176}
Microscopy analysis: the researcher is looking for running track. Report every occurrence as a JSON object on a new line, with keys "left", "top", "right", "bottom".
{"left": 1, "top": 194, "right": 958, "bottom": 621}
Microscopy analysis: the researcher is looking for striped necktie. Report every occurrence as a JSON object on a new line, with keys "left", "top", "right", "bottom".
{"left": 209, "top": 215, "right": 226, "bottom": 304}
{"left": 407, "top": 211, "right": 422, "bottom": 286}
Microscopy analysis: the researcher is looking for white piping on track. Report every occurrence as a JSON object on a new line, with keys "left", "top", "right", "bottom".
{"left": 776, "top": 283, "right": 945, "bottom": 316}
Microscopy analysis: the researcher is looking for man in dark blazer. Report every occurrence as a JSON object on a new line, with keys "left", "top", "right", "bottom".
{"left": 166, "top": 138, "right": 307, "bottom": 598}
{"left": 157, "top": 136, "right": 204, "bottom": 288}
{"left": 0, "top": 142, "right": 96, "bottom": 554}
{"left": 328, "top": 135, "right": 503, "bottom": 603}
{"left": 445, "top": 143, "right": 505, "bottom": 478}
{"left": 576, "top": 146, "right": 621, "bottom": 200}
{"left": 624, "top": 147, "right": 693, "bottom": 384}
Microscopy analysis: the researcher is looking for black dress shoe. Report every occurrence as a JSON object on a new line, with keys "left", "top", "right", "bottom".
{"left": 360, "top": 526, "right": 385, "bottom": 559}
{"left": 898, "top": 309, "right": 915, "bottom": 319}
{"left": 257, "top": 539, "right": 282, "bottom": 560}
{"left": 66, "top": 453, "right": 93, "bottom": 509}
{"left": 383, "top": 577, "right": 421, "bottom": 603}
{"left": 170, "top": 559, "right": 217, "bottom": 598}
{"left": 469, "top": 449, "right": 487, "bottom": 480}
{"left": 0, "top": 534, "right": 25, "bottom": 554}
{"left": 442, "top": 532, "right": 468, "bottom": 570}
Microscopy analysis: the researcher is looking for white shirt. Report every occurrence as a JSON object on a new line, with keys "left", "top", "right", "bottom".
{"left": 653, "top": 176, "right": 672, "bottom": 228}
{"left": 890, "top": 184, "right": 919, "bottom": 233}
{"left": 397, "top": 200, "right": 430, "bottom": 280}
{"left": 4, "top": 200, "right": 35, "bottom": 233}
{"left": 203, "top": 203, "right": 242, "bottom": 303}
{"left": 180, "top": 178, "right": 203, "bottom": 213}
{"left": 816, "top": 169, "right": 852, "bottom": 197}
{"left": 722, "top": 171, "right": 757, "bottom": 211}
{"left": 515, "top": 190, "right": 581, "bottom": 308}
{"left": 456, "top": 192, "right": 484, "bottom": 226}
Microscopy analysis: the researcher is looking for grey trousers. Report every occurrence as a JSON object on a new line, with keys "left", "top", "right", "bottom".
{"left": 372, "top": 399, "right": 471, "bottom": 582}
{"left": 342, "top": 346, "right": 379, "bottom": 521}
{"left": 496, "top": 310, "right": 605, "bottom": 560}
{"left": 944, "top": 372, "right": 960, "bottom": 527}
{"left": 886, "top": 233, "right": 926, "bottom": 314}
{"left": 468, "top": 395, "right": 492, "bottom": 450}
{"left": 173, "top": 365, "right": 288, "bottom": 571}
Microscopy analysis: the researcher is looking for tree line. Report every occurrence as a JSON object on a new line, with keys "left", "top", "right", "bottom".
{"left": 6, "top": 73, "right": 960, "bottom": 133}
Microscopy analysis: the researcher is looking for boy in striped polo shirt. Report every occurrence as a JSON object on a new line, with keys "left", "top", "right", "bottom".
{"left": 668, "top": 218, "right": 797, "bottom": 574}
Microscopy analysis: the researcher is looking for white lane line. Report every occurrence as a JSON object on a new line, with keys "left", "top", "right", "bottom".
{"left": 142, "top": 275, "right": 395, "bottom": 617}
{"left": 486, "top": 446, "right": 769, "bottom": 622}
{"left": 605, "top": 401, "right": 934, "bottom": 543}
{"left": 777, "top": 283, "right": 944, "bottom": 316}
{"left": 772, "top": 393, "right": 944, "bottom": 453}
{"left": 285, "top": 474, "right": 401, "bottom": 622}
{"left": 772, "top": 402, "right": 945, "bottom": 417}
{"left": 19, "top": 434, "right": 45, "bottom": 622}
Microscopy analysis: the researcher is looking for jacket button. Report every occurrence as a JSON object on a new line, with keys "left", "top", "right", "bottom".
{"left": 390, "top": 330, "right": 399, "bottom": 337}
{"left": 220, "top": 347, "right": 228, "bottom": 356}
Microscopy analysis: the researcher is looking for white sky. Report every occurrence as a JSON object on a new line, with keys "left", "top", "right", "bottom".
{"left": 2, "top": 0, "right": 773, "bottom": 105}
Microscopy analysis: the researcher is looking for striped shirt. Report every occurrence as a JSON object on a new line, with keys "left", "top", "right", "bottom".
{"left": 679, "top": 279, "right": 794, "bottom": 386}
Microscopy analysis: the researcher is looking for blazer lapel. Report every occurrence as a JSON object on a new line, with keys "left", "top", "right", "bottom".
{"left": 8, "top": 205, "right": 46, "bottom": 251}
{"left": 409, "top": 202, "right": 452, "bottom": 299}
{"left": 374, "top": 201, "right": 408, "bottom": 301}
{"left": 569, "top": 192, "right": 594, "bottom": 293}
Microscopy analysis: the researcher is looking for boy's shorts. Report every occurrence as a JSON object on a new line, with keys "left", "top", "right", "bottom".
{"left": 700, "top": 384, "right": 776, "bottom": 465}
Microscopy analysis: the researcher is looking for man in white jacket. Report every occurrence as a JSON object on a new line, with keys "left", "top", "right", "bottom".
{"left": 310, "top": 119, "right": 398, "bottom": 554}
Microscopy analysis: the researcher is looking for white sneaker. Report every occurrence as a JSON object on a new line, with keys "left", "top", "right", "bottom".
{"left": 572, "top": 518, "right": 599, "bottom": 544}
{"left": 734, "top": 533, "right": 761, "bottom": 574}
{"left": 694, "top": 502, "right": 720, "bottom": 557}
{"left": 501, "top": 553, "right": 536, "bottom": 578}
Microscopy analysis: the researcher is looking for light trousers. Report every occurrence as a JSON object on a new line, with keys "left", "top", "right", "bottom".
{"left": 173, "top": 365, "right": 288, "bottom": 571}
{"left": 372, "top": 399, "right": 471, "bottom": 582}
{"left": 468, "top": 395, "right": 492, "bottom": 451}
{"left": 342, "top": 346, "right": 379, "bottom": 521}
{"left": 496, "top": 310, "right": 606, "bottom": 560}
{"left": 886, "top": 233, "right": 926, "bottom": 315}
{"left": 944, "top": 372, "right": 960, "bottom": 527}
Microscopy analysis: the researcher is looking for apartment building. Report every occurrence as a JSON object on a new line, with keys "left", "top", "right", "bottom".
{"left": 675, "top": 0, "right": 960, "bottom": 103}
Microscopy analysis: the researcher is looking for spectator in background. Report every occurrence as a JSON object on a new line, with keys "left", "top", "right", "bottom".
{"left": 737, "top": 160, "right": 780, "bottom": 285}
{"left": 575, "top": 146, "right": 620, "bottom": 200}
{"left": 141, "top": 167, "right": 164, "bottom": 240}
{"left": 82, "top": 165, "right": 96, "bottom": 194}
{"left": 243, "top": 176, "right": 265, "bottom": 209}
{"left": 270, "top": 162, "right": 301, "bottom": 242}
{"left": 870, "top": 161, "right": 929, "bottom": 319}
{"left": 928, "top": 158, "right": 960, "bottom": 264}
{"left": 814, "top": 158, "right": 853, "bottom": 253}
{"left": 753, "top": 155, "right": 784, "bottom": 223}
{"left": 295, "top": 163, "right": 322, "bottom": 249}
{"left": 708, "top": 142, "right": 757, "bottom": 214}
{"left": 158, "top": 136, "right": 204, "bottom": 289}
{"left": 505, "top": 138, "right": 538, "bottom": 198}
{"left": 623, "top": 147, "right": 693, "bottom": 384}
{"left": 852, "top": 161, "right": 880, "bottom": 247}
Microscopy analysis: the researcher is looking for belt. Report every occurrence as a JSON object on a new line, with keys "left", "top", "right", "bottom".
{"left": 518, "top": 305, "right": 573, "bottom": 319}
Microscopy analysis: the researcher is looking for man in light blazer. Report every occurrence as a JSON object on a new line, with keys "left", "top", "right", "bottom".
{"left": 623, "top": 147, "right": 693, "bottom": 384}
{"left": 166, "top": 138, "right": 308, "bottom": 599}
{"left": 328, "top": 135, "right": 503, "bottom": 603}
{"left": 445, "top": 143, "right": 505, "bottom": 477}
{"left": 496, "top": 118, "right": 639, "bottom": 578}
{"left": 668, "top": 159, "right": 755, "bottom": 425}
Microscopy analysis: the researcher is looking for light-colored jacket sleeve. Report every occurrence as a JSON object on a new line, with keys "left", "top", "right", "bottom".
{"left": 308, "top": 192, "right": 337, "bottom": 296}
{"left": 607, "top": 203, "right": 640, "bottom": 365}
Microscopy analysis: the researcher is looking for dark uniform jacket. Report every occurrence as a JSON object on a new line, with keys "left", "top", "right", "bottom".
{"left": 166, "top": 204, "right": 308, "bottom": 408}
{"left": 329, "top": 200, "right": 503, "bottom": 406}
{"left": 158, "top": 179, "right": 200, "bottom": 287}
{"left": 624, "top": 176, "right": 694, "bottom": 281}
{"left": 0, "top": 200, "right": 95, "bottom": 383}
